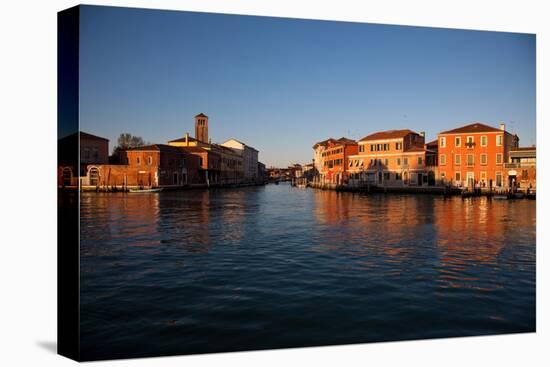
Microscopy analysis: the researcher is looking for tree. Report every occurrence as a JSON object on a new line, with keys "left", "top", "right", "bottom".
{"left": 112, "top": 133, "right": 146, "bottom": 155}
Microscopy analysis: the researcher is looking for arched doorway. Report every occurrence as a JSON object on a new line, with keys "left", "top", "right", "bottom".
{"left": 62, "top": 167, "right": 72, "bottom": 186}
{"left": 89, "top": 167, "right": 99, "bottom": 186}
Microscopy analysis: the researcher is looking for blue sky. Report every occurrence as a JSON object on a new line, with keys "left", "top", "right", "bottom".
{"left": 79, "top": 5, "right": 536, "bottom": 167}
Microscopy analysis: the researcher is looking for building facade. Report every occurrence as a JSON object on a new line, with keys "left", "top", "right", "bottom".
{"left": 347, "top": 129, "right": 437, "bottom": 187}
{"left": 319, "top": 137, "right": 358, "bottom": 184}
{"left": 221, "top": 139, "right": 259, "bottom": 183}
{"left": 437, "top": 122, "right": 519, "bottom": 189}
{"left": 83, "top": 144, "right": 201, "bottom": 189}
{"left": 505, "top": 147, "right": 536, "bottom": 192}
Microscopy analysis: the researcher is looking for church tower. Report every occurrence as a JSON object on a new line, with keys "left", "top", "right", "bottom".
{"left": 194, "top": 113, "right": 209, "bottom": 143}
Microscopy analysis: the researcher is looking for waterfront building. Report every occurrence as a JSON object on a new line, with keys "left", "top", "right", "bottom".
{"left": 319, "top": 137, "right": 358, "bottom": 184}
{"left": 505, "top": 146, "right": 536, "bottom": 192}
{"left": 347, "top": 130, "right": 436, "bottom": 187}
{"left": 437, "top": 122, "right": 519, "bottom": 189}
{"left": 83, "top": 144, "right": 201, "bottom": 189}
{"left": 257, "top": 162, "right": 267, "bottom": 183}
{"left": 312, "top": 138, "right": 336, "bottom": 174}
{"left": 221, "top": 139, "right": 259, "bottom": 183}
{"left": 168, "top": 114, "right": 246, "bottom": 185}
{"left": 58, "top": 131, "right": 109, "bottom": 187}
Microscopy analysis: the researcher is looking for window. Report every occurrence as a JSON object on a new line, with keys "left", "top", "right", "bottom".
{"left": 455, "top": 154, "right": 461, "bottom": 165}
{"left": 481, "top": 135, "right": 488, "bottom": 147}
{"left": 136, "top": 156, "right": 141, "bottom": 165}
{"left": 349, "top": 160, "right": 353, "bottom": 167}
{"left": 455, "top": 172, "right": 461, "bottom": 181}
{"left": 396, "top": 172, "right": 402, "bottom": 180}
{"left": 396, "top": 142, "right": 403, "bottom": 150}
{"left": 496, "top": 172, "right": 502, "bottom": 187}
{"left": 440, "top": 137, "right": 446, "bottom": 148}
{"left": 440, "top": 154, "right": 446, "bottom": 165}
{"left": 467, "top": 154, "right": 474, "bottom": 166}
{"left": 397, "top": 158, "right": 401, "bottom": 166}
{"left": 418, "top": 157, "right": 423, "bottom": 165}
{"left": 496, "top": 135, "right": 503, "bottom": 146}
{"left": 441, "top": 172, "right": 446, "bottom": 178}
{"left": 496, "top": 153, "right": 503, "bottom": 164}
{"left": 480, "top": 171, "right": 487, "bottom": 181}
{"left": 384, "top": 159, "right": 389, "bottom": 166}
{"left": 480, "top": 154, "right": 487, "bottom": 165}
{"left": 370, "top": 145, "right": 374, "bottom": 152}
{"left": 359, "top": 145, "right": 365, "bottom": 152}
{"left": 147, "top": 156, "right": 153, "bottom": 165}
{"left": 455, "top": 136, "right": 461, "bottom": 147}
{"left": 466, "top": 136, "right": 474, "bottom": 148}
{"left": 403, "top": 157, "right": 408, "bottom": 166}
{"left": 384, "top": 172, "right": 390, "bottom": 180}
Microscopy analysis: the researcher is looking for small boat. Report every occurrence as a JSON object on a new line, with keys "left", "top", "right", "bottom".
{"left": 514, "top": 192, "right": 525, "bottom": 199}
{"left": 129, "top": 187, "right": 163, "bottom": 193}
{"left": 493, "top": 194, "right": 508, "bottom": 200}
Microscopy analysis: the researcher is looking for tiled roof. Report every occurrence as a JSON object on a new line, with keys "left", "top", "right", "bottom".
{"left": 312, "top": 138, "right": 336, "bottom": 149}
{"left": 179, "top": 146, "right": 218, "bottom": 155}
{"left": 510, "top": 146, "right": 536, "bottom": 152}
{"left": 168, "top": 135, "right": 199, "bottom": 143}
{"left": 439, "top": 122, "right": 502, "bottom": 135}
{"left": 336, "top": 137, "right": 357, "bottom": 144}
{"left": 126, "top": 144, "right": 182, "bottom": 152}
{"left": 406, "top": 146, "right": 427, "bottom": 152}
{"left": 359, "top": 129, "right": 416, "bottom": 142}
{"left": 79, "top": 131, "right": 109, "bottom": 141}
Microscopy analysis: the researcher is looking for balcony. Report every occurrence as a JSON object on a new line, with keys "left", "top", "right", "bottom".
{"left": 504, "top": 162, "right": 536, "bottom": 169}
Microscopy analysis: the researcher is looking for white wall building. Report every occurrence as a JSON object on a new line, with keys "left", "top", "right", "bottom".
{"left": 221, "top": 139, "right": 259, "bottom": 182}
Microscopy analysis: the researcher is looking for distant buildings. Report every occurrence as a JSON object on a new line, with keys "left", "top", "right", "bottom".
{"left": 221, "top": 139, "right": 259, "bottom": 183}
{"left": 61, "top": 113, "right": 265, "bottom": 189}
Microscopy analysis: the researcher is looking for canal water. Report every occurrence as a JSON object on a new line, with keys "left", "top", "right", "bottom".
{"left": 79, "top": 183, "right": 536, "bottom": 360}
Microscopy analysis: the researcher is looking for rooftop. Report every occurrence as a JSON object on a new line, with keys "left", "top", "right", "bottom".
{"left": 359, "top": 129, "right": 417, "bottom": 142}
{"left": 439, "top": 122, "right": 503, "bottom": 135}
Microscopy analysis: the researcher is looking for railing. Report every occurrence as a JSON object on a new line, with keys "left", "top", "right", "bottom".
{"left": 504, "top": 162, "right": 536, "bottom": 168}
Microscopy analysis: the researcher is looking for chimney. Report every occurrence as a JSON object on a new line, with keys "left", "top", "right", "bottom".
{"left": 185, "top": 132, "right": 189, "bottom": 144}
{"left": 500, "top": 123, "right": 506, "bottom": 131}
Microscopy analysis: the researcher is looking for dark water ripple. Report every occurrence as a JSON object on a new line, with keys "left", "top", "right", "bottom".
{"left": 78, "top": 183, "right": 535, "bottom": 360}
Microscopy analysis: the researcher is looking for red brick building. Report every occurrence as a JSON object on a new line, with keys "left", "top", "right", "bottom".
{"left": 437, "top": 122, "right": 519, "bottom": 189}
{"left": 58, "top": 131, "right": 109, "bottom": 187}
{"left": 83, "top": 144, "right": 201, "bottom": 189}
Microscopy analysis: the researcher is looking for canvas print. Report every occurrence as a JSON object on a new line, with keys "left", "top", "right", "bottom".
{"left": 57, "top": 5, "right": 536, "bottom": 361}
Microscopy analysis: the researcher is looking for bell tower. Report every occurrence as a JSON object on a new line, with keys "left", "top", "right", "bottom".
{"left": 194, "top": 113, "right": 209, "bottom": 143}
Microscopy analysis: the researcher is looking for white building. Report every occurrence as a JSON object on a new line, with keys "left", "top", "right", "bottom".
{"left": 221, "top": 139, "right": 259, "bottom": 183}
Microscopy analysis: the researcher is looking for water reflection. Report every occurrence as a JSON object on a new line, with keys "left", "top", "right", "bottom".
{"left": 79, "top": 184, "right": 535, "bottom": 360}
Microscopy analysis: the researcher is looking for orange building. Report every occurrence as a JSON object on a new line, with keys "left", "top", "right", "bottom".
{"left": 347, "top": 129, "right": 437, "bottom": 186}
{"left": 319, "top": 137, "right": 358, "bottom": 184}
{"left": 437, "top": 122, "right": 519, "bottom": 189}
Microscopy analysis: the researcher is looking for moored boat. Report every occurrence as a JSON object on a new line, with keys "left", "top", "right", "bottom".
{"left": 129, "top": 187, "right": 163, "bottom": 193}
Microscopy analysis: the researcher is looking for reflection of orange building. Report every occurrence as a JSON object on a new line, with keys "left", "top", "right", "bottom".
{"left": 437, "top": 122, "right": 519, "bottom": 188}
{"left": 347, "top": 129, "right": 437, "bottom": 186}
{"left": 319, "top": 137, "right": 358, "bottom": 184}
